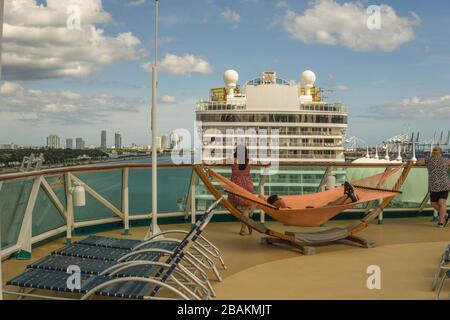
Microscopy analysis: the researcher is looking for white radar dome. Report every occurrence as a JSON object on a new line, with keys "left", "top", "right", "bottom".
{"left": 224, "top": 70, "right": 239, "bottom": 86}
{"left": 300, "top": 70, "right": 316, "bottom": 87}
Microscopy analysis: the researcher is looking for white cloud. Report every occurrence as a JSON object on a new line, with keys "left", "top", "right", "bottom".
{"left": 142, "top": 53, "right": 213, "bottom": 76}
{"left": 275, "top": 1, "right": 288, "bottom": 9}
{"left": 161, "top": 95, "right": 176, "bottom": 103}
{"left": 279, "top": 0, "right": 420, "bottom": 52}
{"left": 2, "top": 0, "right": 142, "bottom": 80}
{"left": 334, "top": 85, "right": 349, "bottom": 91}
{"left": 0, "top": 82, "right": 144, "bottom": 124}
{"left": 130, "top": 0, "right": 146, "bottom": 6}
{"left": 0, "top": 81, "right": 23, "bottom": 95}
{"left": 221, "top": 8, "right": 241, "bottom": 29}
{"left": 373, "top": 95, "right": 450, "bottom": 118}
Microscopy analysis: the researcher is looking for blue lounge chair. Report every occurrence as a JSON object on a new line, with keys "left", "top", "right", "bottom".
{"left": 78, "top": 231, "right": 226, "bottom": 270}
{"left": 50, "top": 211, "right": 224, "bottom": 282}
{"left": 433, "top": 245, "right": 450, "bottom": 300}
{"left": 7, "top": 268, "right": 192, "bottom": 300}
{"left": 432, "top": 245, "right": 449, "bottom": 291}
{"left": 5, "top": 198, "right": 223, "bottom": 300}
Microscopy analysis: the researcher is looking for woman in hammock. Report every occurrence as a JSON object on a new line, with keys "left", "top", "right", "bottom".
{"left": 267, "top": 182, "right": 359, "bottom": 209}
{"left": 228, "top": 145, "right": 254, "bottom": 235}
{"left": 417, "top": 146, "right": 450, "bottom": 228}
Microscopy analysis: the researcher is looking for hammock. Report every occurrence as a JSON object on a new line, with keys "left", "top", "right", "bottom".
{"left": 206, "top": 168, "right": 402, "bottom": 227}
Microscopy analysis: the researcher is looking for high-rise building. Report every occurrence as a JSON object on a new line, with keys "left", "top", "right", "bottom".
{"left": 155, "top": 136, "right": 162, "bottom": 151}
{"left": 46, "top": 135, "right": 61, "bottom": 149}
{"left": 66, "top": 138, "right": 73, "bottom": 149}
{"left": 75, "top": 138, "right": 85, "bottom": 150}
{"left": 115, "top": 132, "right": 122, "bottom": 150}
{"left": 170, "top": 131, "right": 181, "bottom": 150}
{"left": 161, "top": 136, "right": 168, "bottom": 150}
{"left": 101, "top": 130, "right": 107, "bottom": 149}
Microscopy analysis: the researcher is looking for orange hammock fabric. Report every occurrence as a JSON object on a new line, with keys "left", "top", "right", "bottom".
{"left": 207, "top": 168, "right": 402, "bottom": 227}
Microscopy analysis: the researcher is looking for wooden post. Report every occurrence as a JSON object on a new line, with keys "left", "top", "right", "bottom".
{"left": 122, "top": 168, "right": 130, "bottom": 235}
{"left": 64, "top": 173, "right": 74, "bottom": 244}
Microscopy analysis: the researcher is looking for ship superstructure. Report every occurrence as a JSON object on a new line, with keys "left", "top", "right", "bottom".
{"left": 196, "top": 70, "right": 348, "bottom": 163}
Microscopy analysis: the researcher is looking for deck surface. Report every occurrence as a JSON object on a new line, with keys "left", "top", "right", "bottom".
{"left": 2, "top": 217, "right": 450, "bottom": 299}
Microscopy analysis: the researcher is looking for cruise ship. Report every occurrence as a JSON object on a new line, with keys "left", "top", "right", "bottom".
{"left": 196, "top": 70, "right": 348, "bottom": 164}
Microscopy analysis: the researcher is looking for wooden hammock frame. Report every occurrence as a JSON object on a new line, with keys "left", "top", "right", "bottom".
{"left": 194, "top": 161, "right": 414, "bottom": 255}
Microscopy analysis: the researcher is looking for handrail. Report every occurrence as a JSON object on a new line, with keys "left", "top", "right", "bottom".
{"left": 0, "top": 161, "right": 425, "bottom": 183}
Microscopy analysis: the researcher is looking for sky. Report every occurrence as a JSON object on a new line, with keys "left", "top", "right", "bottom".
{"left": 0, "top": 0, "right": 450, "bottom": 148}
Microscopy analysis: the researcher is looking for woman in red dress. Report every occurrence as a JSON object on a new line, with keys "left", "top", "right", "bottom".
{"left": 228, "top": 145, "right": 254, "bottom": 235}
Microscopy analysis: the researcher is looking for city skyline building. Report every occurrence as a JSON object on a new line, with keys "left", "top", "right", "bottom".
{"left": 115, "top": 132, "right": 122, "bottom": 150}
{"left": 101, "top": 130, "right": 107, "bottom": 149}
{"left": 46, "top": 135, "right": 61, "bottom": 149}
{"left": 75, "top": 137, "right": 85, "bottom": 150}
{"left": 66, "top": 138, "right": 73, "bottom": 149}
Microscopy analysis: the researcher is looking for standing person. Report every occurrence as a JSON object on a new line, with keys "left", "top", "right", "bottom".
{"left": 418, "top": 146, "right": 450, "bottom": 227}
{"left": 228, "top": 145, "right": 254, "bottom": 235}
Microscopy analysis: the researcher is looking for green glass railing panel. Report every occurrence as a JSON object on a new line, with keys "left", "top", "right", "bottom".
{"left": 73, "top": 170, "right": 122, "bottom": 222}
{"left": 195, "top": 165, "right": 439, "bottom": 212}
{"left": 44, "top": 175, "right": 67, "bottom": 207}
{"left": 265, "top": 167, "right": 327, "bottom": 195}
{"left": 129, "top": 167, "right": 193, "bottom": 215}
{"left": 0, "top": 179, "right": 33, "bottom": 249}
{"left": 32, "top": 187, "right": 65, "bottom": 236}
{"left": 346, "top": 167, "right": 387, "bottom": 183}
{"left": 390, "top": 167, "right": 428, "bottom": 208}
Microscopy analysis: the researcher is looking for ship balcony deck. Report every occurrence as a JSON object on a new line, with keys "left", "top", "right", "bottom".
{"left": 1, "top": 162, "right": 449, "bottom": 300}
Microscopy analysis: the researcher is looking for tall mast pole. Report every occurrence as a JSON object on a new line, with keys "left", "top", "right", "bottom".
{"left": 148, "top": 0, "right": 161, "bottom": 238}
{"left": 0, "top": 0, "right": 5, "bottom": 301}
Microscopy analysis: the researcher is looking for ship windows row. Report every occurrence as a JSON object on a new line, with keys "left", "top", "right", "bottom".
{"left": 201, "top": 126, "right": 345, "bottom": 136}
{"left": 197, "top": 114, "right": 347, "bottom": 124}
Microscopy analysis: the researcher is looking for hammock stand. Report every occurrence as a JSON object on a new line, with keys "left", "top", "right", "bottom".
{"left": 194, "top": 162, "right": 413, "bottom": 255}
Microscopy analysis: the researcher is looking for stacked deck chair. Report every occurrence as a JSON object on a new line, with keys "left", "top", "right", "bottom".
{"left": 75, "top": 227, "right": 226, "bottom": 282}
{"left": 433, "top": 244, "right": 450, "bottom": 300}
{"left": 5, "top": 198, "right": 223, "bottom": 300}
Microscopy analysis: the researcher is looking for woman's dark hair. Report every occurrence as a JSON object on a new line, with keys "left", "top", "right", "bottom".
{"left": 234, "top": 145, "right": 249, "bottom": 170}
{"left": 267, "top": 195, "right": 280, "bottom": 205}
